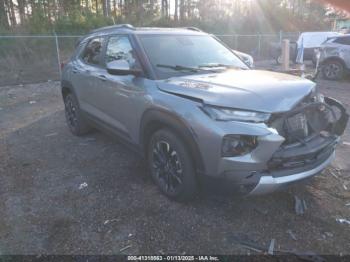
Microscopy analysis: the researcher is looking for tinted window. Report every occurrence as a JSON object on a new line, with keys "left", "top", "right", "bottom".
{"left": 81, "top": 37, "right": 104, "bottom": 65}
{"left": 105, "top": 36, "right": 139, "bottom": 68}
{"left": 334, "top": 37, "right": 350, "bottom": 45}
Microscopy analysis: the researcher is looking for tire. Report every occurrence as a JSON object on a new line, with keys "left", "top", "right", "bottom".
{"left": 322, "top": 60, "right": 344, "bottom": 80}
{"left": 63, "top": 93, "right": 92, "bottom": 136}
{"left": 147, "top": 128, "right": 198, "bottom": 201}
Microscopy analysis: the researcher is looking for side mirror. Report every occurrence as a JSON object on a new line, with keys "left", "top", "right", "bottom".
{"left": 232, "top": 50, "right": 254, "bottom": 68}
{"left": 106, "top": 60, "right": 142, "bottom": 76}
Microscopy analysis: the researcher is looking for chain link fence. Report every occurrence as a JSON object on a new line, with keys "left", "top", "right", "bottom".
{"left": 0, "top": 32, "right": 300, "bottom": 86}
{"left": 215, "top": 32, "right": 300, "bottom": 58}
{"left": 0, "top": 35, "right": 81, "bottom": 86}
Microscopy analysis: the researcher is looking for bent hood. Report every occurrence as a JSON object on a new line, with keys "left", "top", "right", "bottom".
{"left": 156, "top": 70, "right": 316, "bottom": 113}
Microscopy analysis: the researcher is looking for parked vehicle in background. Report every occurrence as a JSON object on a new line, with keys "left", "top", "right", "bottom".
{"left": 339, "top": 27, "right": 350, "bottom": 34}
{"left": 233, "top": 50, "right": 254, "bottom": 68}
{"left": 316, "top": 34, "right": 350, "bottom": 80}
{"left": 298, "top": 32, "right": 341, "bottom": 64}
{"left": 61, "top": 25, "right": 348, "bottom": 201}
{"left": 272, "top": 32, "right": 340, "bottom": 65}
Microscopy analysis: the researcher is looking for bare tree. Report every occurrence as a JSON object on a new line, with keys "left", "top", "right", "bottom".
{"left": 95, "top": 0, "right": 98, "bottom": 14}
{"left": 174, "top": 0, "right": 179, "bottom": 21}
{"left": 107, "top": 0, "right": 111, "bottom": 16}
{"left": 102, "top": 0, "right": 107, "bottom": 16}
{"left": 0, "top": 0, "right": 9, "bottom": 29}
{"left": 161, "top": 0, "right": 169, "bottom": 18}
{"left": 5, "top": 0, "right": 17, "bottom": 26}
{"left": 17, "top": 0, "right": 26, "bottom": 24}
{"left": 180, "top": 0, "right": 185, "bottom": 21}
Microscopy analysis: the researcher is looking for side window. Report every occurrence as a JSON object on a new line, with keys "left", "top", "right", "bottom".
{"left": 334, "top": 37, "right": 350, "bottom": 46}
{"left": 105, "top": 36, "right": 140, "bottom": 68}
{"left": 81, "top": 37, "right": 104, "bottom": 66}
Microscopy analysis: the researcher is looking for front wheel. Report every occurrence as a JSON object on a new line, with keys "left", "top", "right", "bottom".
{"left": 147, "top": 129, "right": 198, "bottom": 201}
{"left": 322, "top": 60, "right": 344, "bottom": 80}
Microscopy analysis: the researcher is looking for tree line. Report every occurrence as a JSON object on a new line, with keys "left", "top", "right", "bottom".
{"left": 0, "top": 0, "right": 344, "bottom": 34}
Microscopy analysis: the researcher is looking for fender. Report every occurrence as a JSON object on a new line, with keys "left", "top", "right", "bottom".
{"left": 320, "top": 56, "right": 347, "bottom": 68}
{"left": 61, "top": 80, "right": 75, "bottom": 97}
{"left": 61, "top": 80, "right": 81, "bottom": 106}
{"left": 140, "top": 108, "right": 205, "bottom": 174}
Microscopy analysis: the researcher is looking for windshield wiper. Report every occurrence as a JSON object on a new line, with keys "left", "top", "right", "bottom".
{"left": 156, "top": 64, "right": 202, "bottom": 72}
{"left": 156, "top": 64, "right": 217, "bottom": 73}
{"left": 199, "top": 63, "right": 246, "bottom": 70}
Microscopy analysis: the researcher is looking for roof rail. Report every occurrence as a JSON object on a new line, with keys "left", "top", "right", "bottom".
{"left": 186, "top": 27, "right": 202, "bottom": 32}
{"left": 90, "top": 24, "right": 135, "bottom": 33}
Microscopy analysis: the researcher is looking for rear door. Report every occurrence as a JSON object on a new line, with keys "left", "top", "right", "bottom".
{"left": 71, "top": 36, "right": 106, "bottom": 117}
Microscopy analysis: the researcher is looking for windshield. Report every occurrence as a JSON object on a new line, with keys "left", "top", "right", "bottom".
{"left": 138, "top": 34, "right": 248, "bottom": 79}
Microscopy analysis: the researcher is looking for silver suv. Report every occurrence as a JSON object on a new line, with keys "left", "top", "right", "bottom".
{"left": 317, "top": 34, "right": 350, "bottom": 80}
{"left": 61, "top": 25, "right": 348, "bottom": 201}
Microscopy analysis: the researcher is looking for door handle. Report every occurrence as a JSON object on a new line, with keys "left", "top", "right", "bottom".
{"left": 98, "top": 75, "right": 107, "bottom": 81}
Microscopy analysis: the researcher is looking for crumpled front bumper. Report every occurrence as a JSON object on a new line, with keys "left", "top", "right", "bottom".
{"left": 249, "top": 149, "right": 335, "bottom": 195}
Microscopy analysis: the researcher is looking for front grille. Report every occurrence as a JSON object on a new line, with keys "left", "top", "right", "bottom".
{"left": 266, "top": 97, "right": 346, "bottom": 171}
{"left": 269, "top": 102, "right": 334, "bottom": 145}
{"left": 285, "top": 112, "right": 309, "bottom": 141}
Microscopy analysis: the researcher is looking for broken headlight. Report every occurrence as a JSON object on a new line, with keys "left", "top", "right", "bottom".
{"left": 201, "top": 105, "right": 270, "bottom": 123}
{"left": 222, "top": 135, "right": 258, "bottom": 157}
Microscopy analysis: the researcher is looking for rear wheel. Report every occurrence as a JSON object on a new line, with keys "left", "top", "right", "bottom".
{"left": 64, "top": 93, "right": 92, "bottom": 136}
{"left": 322, "top": 60, "right": 344, "bottom": 80}
{"left": 147, "top": 129, "right": 197, "bottom": 201}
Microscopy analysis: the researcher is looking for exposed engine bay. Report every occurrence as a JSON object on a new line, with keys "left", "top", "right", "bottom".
{"left": 267, "top": 95, "right": 348, "bottom": 171}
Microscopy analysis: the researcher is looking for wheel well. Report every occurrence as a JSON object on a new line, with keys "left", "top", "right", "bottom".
{"left": 142, "top": 120, "right": 165, "bottom": 154}
{"left": 322, "top": 57, "right": 346, "bottom": 67}
{"left": 143, "top": 120, "right": 189, "bottom": 158}
{"left": 141, "top": 118, "right": 205, "bottom": 174}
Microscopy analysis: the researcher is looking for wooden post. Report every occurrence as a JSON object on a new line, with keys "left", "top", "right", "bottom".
{"left": 279, "top": 30, "right": 283, "bottom": 44}
{"left": 282, "top": 39, "right": 290, "bottom": 71}
{"left": 258, "top": 35, "right": 261, "bottom": 58}
{"left": 54, "top": 33, "right": 61, "bottom": 78}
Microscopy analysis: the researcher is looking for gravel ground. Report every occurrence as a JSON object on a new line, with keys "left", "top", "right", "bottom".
{"left": 1, "top": 70, "right": 350, "bottom": 255}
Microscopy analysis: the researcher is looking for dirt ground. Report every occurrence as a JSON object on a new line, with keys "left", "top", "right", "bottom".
{"left": 0, "top": 70, "right": 350, "bottom": 255}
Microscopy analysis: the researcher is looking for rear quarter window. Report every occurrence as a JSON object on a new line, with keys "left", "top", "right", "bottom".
{"left": 80, "top": 37, "right": 105, "bottom": 66}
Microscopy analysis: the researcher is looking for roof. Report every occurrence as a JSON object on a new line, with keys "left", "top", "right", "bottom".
{"left": 89, "top": 24, "right": 206, "bottom": 36}
{"left": 297, "top": 31, "right": 341, "bottom": 48}
{"left": 332, "top": 34, "right": 350, "bottom": 39}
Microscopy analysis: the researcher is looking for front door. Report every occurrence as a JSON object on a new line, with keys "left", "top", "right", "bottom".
{"left": 96, "top": 35, "right": 146, "bottom": 141}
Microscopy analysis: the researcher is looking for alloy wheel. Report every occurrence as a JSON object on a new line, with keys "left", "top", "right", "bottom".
{"left": 65, "top": 96, "right": 78, "bottom": 129}
{"left": 323, "top": 62, "right": 343, "bottom": 80}
{"left": 151, "top": 140, "right": 183, "bottom": 194}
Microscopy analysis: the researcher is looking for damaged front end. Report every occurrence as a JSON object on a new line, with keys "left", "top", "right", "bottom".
{"left": 248, "top": 94, "right": 348, "bottom": 195}
{"left": 267, "top": 95, "right": 348, "bottom": 171}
